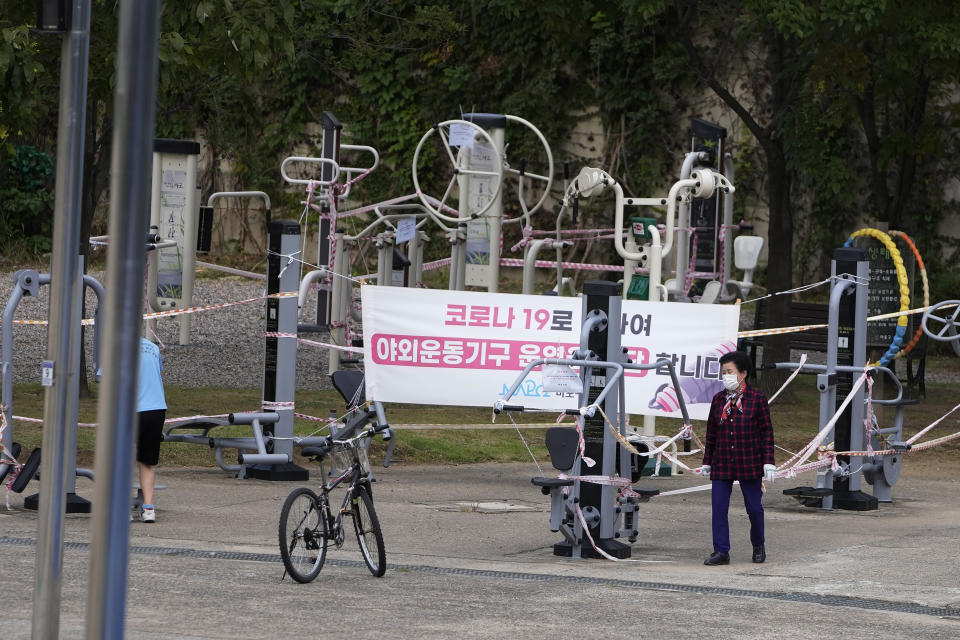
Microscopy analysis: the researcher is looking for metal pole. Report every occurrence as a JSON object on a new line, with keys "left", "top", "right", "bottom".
{"left": 31, "top": 1, "right": 90, "bottom": 636}
{"left": 85, "top": 1, "right": 161, "bottom": 638}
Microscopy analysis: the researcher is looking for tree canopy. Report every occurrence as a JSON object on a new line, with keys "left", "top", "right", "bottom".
{"left": 1, "top": 0, "right": 958, "bottom": 306}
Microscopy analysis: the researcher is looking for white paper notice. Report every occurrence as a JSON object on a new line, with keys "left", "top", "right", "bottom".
{"left": 448, "top": 123, "right": 475, "bottom": 148}
{"left": 541, "top": 364, "right": 583, "bottom": 394}
{"left": 395, "top": 216, "right": 416, "bottom": 244}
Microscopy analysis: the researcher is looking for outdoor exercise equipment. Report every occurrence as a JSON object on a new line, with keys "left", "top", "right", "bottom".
{"left": 1, "top": 268, "right": 104, "bottom": 512}
{"left": 412, "top": 113, "right": 554, "bottom": 292}
{"left": 922, "top": 300, "right": 960, "bottom": 344}
{"left": 776, "top": 247, "right": 911, "bottom": 510}
{"left": 163, "top": 221, "right": 308, "bottom": 479}
{"left": 281, "top": 112, "right": 380, "bottom": 334}
{"left": 146, "top": 138, "right": 202, "bottom": 346}
{"left": 670, "top": 120, "right": 742, "bottom": 301}
{"left": 161, "top": 221, "right": 397, "bottom": 477}
{"left": 843, "top": 228, "right": 911, "bottom": 366}
{"left": 496, "top": 280, "right": 689, "bottom": 559}
{"left": 559, "top": 164, "right": 733, "bottom": 440}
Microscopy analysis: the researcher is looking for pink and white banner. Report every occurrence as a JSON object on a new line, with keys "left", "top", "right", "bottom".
{"left": 362, "top": 286, "right": 739, "bottom": 420}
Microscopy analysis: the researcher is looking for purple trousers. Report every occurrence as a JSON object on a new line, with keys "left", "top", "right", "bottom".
{"left": 711, "top": 478, "right": 764, "bottom": 554}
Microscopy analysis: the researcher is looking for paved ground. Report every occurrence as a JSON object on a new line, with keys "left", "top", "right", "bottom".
{"left": 2, "top": 461, "right": 959, "bottom": 639}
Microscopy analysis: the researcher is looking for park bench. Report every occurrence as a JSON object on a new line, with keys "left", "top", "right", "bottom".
{"left": 739, "top": 299, "right": 925, "bottom": 397}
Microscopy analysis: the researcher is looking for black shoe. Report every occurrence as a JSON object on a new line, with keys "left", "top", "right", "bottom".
{"left": 752, "top": 545, "right": 766, "bottom": 563}
{"left": 703, "top": 552, "right": 730, "bottom": 566}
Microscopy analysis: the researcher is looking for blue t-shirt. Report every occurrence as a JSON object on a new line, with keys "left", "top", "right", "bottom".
{"left": 138, "top": 338, "right": 167, "bottom": 413}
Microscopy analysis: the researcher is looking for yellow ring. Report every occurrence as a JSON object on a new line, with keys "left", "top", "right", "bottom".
{"left": 847, "top": 228, "right": 911, "bottom": 364}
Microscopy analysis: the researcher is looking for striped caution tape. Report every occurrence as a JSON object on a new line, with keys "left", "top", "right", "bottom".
{"left": 6, "top": 292, "right": 299, "bottom": 327}
{"left": 143, "top": 291, "right": 297, "bottom": 321}
{"left": 906, "top": 402, "right": 960, "bottom": 445}
{"left": 264, "top": 332, "right": 363, "bottom": 354}
{"left": 574, "top": 504, "right": 633, "bottom": 562}
{"left": 294, "top": 412, "right": 335, "bottom": 424}
{"left": 13, "top": 415, "right": 98, "bottom": 428}
{"left": 737, "top": 323, "right": 826, "bottom": 339}
{"left": 12, "top": 412, "right": 233, "bottom": 431}
{"left": 738, "top": 302, "right": 958, "bottom": 339}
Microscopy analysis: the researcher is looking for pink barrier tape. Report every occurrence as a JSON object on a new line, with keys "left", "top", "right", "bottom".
{"left": 335, "top": 193, "right": 420, "bottom": 219}
{"left": 1, "top": 406, "right": 23, "bottom": 508}
{"left": 574, "top": 416, "right": 595, "bottom": 467}
{"left": 13, "top": 413, "right": 235, "bottom": 431}
{"left": 264, "top": 332, "right": 363, "bottom": 354}
{"left": 906, "top": 402, "right": 960, "bottom": 445}
{"left": 13, "top": 415, "right": 97, "bottom": 428}
{"left": 511, "top": 234, "right": 622, "bottom": 253}
{"left": 774, "top": 370, "right": 869, "bottom": 477}
{"left": 142, "top": 291, "right": 297, "bottom": 322}
{"left": 903, "top": 430, "right": 960, "bottom": 452}
{"left": 499, "top": 257, "right": 625, "bottom": 272}
{"left": 767, "top": 353, "right": 807, "bottom": 404}
{"left": 332, "top": 167, "right": 374, "bottom": 198}
{"left": 294, "top": 412, "right": 336, "bottom": 424}
{"left": 574, "top": 505, "right": 625, "bottom": 562}
{"left": 864, "top": 375, "right": 875, "bottom": 455}
{"left": 528, "top": 228, "right": 616, "bottom": 237}
{"left": 421, "top": 257, "right": 453, "bottom": 272}
{"left": 683, "top": 231, "right": 697, "bottom": 295}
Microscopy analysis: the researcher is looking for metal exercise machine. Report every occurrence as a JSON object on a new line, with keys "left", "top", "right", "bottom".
{"left": 496, "top": 280, "right": 690, "bottom": 559}
{"left": 778, "top": 247, "right": 910, "bottom": 509}
{"left": 164, "top": 221, "right": 308, "bottom": 480}
{"left": 281, "top": 111, "right": 380, "bottom": 333}
{"left": 671, "top": 119, "right": 761, "bottom": 303}
{"left": 1, "top": 267, "right": 104, "bottom": 512}
{"left": 412, "top": 113, "right": 554, "bottom": 293}
{"left": 563, "top": 165, "right": 732, "bottom": 442}
{"left": 162, "top": 221, "right": 397, "bottom": 478}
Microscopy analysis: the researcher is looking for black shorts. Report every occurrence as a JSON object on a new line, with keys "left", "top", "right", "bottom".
{"left": 137, "top": 409, "right": 166, "bottom": 466}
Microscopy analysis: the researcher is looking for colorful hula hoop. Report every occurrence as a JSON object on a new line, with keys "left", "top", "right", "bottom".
{"left": 843, "top": 228, "right": 910, "bottom": 366}
{"left": 888, "top": 230, "right": 928, "bottom": 359}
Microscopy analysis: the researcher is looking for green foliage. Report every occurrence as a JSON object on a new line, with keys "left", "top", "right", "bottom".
{"left": 1, "top": 0, "right": 959, "bottom": 291}
{"left": 779, "top": 0, "right": 960, "bottom": 280}
{"left": 0, "top": 145, "right": 55, "bottom": 259}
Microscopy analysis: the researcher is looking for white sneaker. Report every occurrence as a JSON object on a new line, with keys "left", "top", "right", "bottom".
{"left": 140, "top": 507, "right": 156, "bottom": 523}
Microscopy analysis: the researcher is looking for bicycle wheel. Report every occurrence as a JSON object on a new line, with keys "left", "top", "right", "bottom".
{"left": 279, "top": 487, "right": 328, "bottom": 583}
{"left": 352, "top": 486, "right": 386, "bottom": 577}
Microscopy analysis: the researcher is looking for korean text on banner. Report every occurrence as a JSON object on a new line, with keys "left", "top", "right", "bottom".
{"left": 361, "top": 287, "right": 739, "bottom": 420}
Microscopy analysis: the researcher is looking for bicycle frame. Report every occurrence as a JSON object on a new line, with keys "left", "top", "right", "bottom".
{"left": 317, "top": 449, "right": 368, "bottom": 544}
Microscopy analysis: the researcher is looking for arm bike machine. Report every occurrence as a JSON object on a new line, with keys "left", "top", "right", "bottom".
{"left": 495, "top": 280, "right": 691, "bottom": 559}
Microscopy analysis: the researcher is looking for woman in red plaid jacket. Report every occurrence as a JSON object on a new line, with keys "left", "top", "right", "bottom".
{"left": 700, "top": 351, "right": 776, "bottom": 566}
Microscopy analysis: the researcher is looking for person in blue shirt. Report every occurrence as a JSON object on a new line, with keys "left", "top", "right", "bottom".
{"left": 136, "top": 337, "right": 167, "bottom": 523}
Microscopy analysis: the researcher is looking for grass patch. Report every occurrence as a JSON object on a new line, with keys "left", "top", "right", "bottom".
{"left": 4, "top": 379, "right": 958, "bottom": 469}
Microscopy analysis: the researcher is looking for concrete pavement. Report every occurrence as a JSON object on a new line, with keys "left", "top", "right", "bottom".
{"left": 2, "top": 462, "right": 959, "bottom": 638}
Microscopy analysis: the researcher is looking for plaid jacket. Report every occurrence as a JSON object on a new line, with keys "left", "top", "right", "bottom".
{"left": 702, "top": 385, "right": 774, "bottom": 480}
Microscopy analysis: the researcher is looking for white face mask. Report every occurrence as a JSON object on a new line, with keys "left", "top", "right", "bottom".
{"left": 722, "top": 373, "right": 741, "bottom": 392}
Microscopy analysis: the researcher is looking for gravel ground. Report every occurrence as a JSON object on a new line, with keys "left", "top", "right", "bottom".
{"left": 3, "top": 266, "right": 957, "bottom": 389}
{"left": 0, "top": 267, "right": 331, "bottom": 389}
